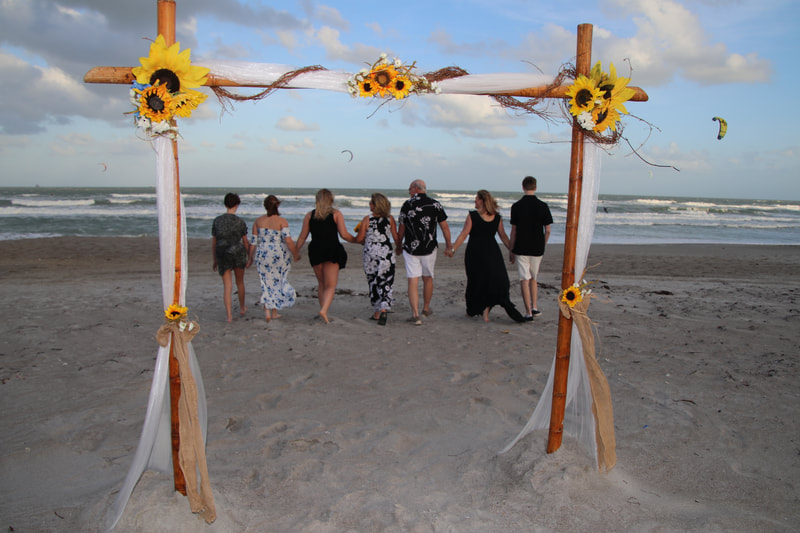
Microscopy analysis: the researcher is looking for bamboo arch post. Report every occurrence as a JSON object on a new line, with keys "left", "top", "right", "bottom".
{"left": 155, "top": 0, "right": 187, "bottom": 496}
{"left": 546, "top": 23, "right": 592, "bottom": 454}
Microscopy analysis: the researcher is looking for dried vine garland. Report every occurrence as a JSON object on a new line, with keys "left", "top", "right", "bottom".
{"left": 210, "top": 65, "right": 328, "bottom": 113}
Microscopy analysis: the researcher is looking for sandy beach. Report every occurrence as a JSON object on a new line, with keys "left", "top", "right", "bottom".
{"left": 1, "top": 237, "right": 798, "bottom": 532}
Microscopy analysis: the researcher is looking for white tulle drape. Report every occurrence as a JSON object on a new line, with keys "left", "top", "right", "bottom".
{"left": 106, "top": 136, "right": 208, "bottom": 531}
{"left": 500, "top": 141, "right": 602, "bottom": 466}
{"left": 200, "top": 59, "right": 557, "bottom": 95}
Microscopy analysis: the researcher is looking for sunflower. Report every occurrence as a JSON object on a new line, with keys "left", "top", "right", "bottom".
{"left": 561, "top": 285, "right": 583, "bottom": 308}
{"left": 132, "top": 35, "right": 209, "bottom": 92}
{"left": 566, "top": 75, "right": 602, "bottom": 117}
{"left": 592, "top": 62, "right": 636, "bottom": 116}
{"left": 390, "top": 75, "right": 412, "bottom": 99}
{"left": 165, "top": 303, "right": 188, "bottom": 321}
{"left": 358, "top": 77, "right": 378, "bottom": 97}
{"left": 592, "top": 102, "right": 622, "bottom": 133}
{"left": 173, "top": 89, "right": 208, "bottom": 118}
{"left": 137, "top": 84, "right": 176, "bottom": 122}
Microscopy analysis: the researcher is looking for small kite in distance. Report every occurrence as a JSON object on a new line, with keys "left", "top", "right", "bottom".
{"left": 712, "top": 117, "right": 727, "bottom": 140}
{"left": 341, "top": 150, "right": 354, "bottom": 162}
{"left": 99, "top": 163, "right": 108, "bottom": 171}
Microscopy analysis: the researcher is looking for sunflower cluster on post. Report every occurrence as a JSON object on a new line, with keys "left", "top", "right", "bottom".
{"left": 347, "top": 54, "right": 440, "bottom": 100}
{"left": 164, "top": 303, "right": 193, "bottom": 331}
{"left": 129, "top": 35, "right": 209, "bottom": 138}
{"left": 565, "top": 62, "right": 635, "bottom": 134}
{"left": 560, "top": 279, "right": 593, "bottom": 308}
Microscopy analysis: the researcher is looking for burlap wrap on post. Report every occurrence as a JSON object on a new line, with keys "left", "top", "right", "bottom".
{"left": 156, "top": 322, "right": 216, "bottom": 523}
{"left": 559, "top": 297, "right": 617, "bottom": 472}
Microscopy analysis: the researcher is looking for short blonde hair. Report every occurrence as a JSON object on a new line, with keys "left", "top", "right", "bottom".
{"left": 370, "top": 193, "right": 391, "bottom": 218}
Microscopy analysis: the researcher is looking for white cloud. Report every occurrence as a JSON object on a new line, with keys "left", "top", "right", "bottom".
{"left": 314, "top": 5, "right": 349, "bottom": 31}
{"left": 276, "top": 116, "right": 320, "bottom": 131}
{"left": 264, "top": 137, "right": 314, "bottom": 154}
{"left": 420, "top": 95, "right": 523, "bottom": 139}
{"left": 597, "top": 0, "right": 772, "bottom": 85}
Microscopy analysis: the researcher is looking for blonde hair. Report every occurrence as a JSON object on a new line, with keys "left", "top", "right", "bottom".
{"left": 477, "top": 189, "right": 498, "bottom": 215}
{"left": 314, "top": 188, "right": 334, "bottom": 219}
{"left": 370, "top": 193, "right": 391, "bottom": 218}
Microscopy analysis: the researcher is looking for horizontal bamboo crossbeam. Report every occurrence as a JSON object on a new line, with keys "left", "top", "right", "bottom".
{"left": 84, "top": 66, "right": 648, "bottom": 101}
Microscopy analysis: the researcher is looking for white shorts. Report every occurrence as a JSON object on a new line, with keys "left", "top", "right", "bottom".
{"left": 403, "top": 250, "right": 437, "bottom": 278}
{"left": 516, "top": 254, "right": 543, "bottom": 281}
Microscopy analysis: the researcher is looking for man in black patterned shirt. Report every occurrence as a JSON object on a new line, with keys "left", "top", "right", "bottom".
{"left": 397, "top": 179, "right": 452, "bottom": 325}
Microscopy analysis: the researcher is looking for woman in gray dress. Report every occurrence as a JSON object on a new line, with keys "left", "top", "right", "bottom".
{"left": 212, "top": 192, "right": 250, "bottom": 322}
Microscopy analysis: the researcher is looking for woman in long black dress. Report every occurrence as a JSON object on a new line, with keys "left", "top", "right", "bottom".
{"left": 449, "top": 190, "right": 525, "bottom": 323}
{"left": 211, "top": 192, "right": 250, "bottom": 322}
{"left": 295, "top": 189, "right": 356, "bottom": 323}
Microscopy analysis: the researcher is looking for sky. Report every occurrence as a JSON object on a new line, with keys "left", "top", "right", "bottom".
{"left": 1, "top": 0, "right": 799, "bottom": 200}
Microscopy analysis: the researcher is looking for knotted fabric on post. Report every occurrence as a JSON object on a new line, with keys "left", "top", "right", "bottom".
{"left": 557, "top": 297, "right": 616, "bottom": 472}
{"left": 156, "top": 322, "right": 216, "bottom": 523}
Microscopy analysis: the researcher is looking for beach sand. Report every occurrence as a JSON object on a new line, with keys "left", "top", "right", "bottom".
{"left": 1, "top": 237, "right": 798, "bottom": 532}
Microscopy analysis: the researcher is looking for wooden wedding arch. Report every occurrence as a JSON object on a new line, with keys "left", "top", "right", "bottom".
{"left": 85, "top": 0, "right": 648, "bottom": 526}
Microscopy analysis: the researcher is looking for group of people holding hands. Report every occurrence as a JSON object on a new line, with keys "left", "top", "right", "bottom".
{"left": 211, "top": 177, "right": 552, "bottom": 326}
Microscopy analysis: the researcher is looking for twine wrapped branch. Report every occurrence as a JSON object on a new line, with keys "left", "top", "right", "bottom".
{"left": 558, "top": 296, "right": 617, "bottom": 472}
{"left": 155, "top": 321, "right": 216, "bottom": 523}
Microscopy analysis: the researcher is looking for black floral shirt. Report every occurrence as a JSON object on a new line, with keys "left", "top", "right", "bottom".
{"left": 399, "top": 193, "right": 448, "bottom": 256}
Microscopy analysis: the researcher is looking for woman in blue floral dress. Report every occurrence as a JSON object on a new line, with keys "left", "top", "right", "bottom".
{"left": 248, "top": 195, "right": 299, "bottom": 322}
{"left": 355, "top": 193, "right": 400, "bottom": 325}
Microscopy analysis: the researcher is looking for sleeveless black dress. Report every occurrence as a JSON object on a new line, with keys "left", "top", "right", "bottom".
{"left": 464, "top": 211, "right": 524, "bottom": 322}
{"left": 308, "top": 210, "right": 347, "bottom": 268}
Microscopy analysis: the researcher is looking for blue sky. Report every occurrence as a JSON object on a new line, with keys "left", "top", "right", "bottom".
{"left": 1, "top": 0, "right": 798, "bottom": 200}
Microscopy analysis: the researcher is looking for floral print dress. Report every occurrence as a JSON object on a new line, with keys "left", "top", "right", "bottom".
{"left": 362, "top": 216, "right": 395, "bottom": 312}
{"left": 252, "top": 227, "right": 296, "bottom": 309}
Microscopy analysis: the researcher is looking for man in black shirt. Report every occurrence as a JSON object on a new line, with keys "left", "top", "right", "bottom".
{"left": 397, "top": 179, "right": 452, "bottom": 324}
{"left": 509, "top": 176, "right": 553, "bottom": 320}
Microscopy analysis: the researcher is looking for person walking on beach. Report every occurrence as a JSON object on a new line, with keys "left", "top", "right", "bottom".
{"left": 509, "top": 176, "right": 553, "bottom": 320}
{"left": 449, "top": 190, "right": 525, "bottom": 323}
{"left": 397, "top": 179, "right": 452, "bottom": 325}
{"left": 295, "top": 189, "right": 356, "bottom": 323}
{"left": 355, "top": 193, "right": 400, "bottom": 325}
{"left": 212, "top": 192, "right": 250, "bottom": 322}
{"left": 248, "top": 195, "right": 300, "bottom": 323}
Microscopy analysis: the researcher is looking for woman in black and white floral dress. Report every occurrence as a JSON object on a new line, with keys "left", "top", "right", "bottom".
{"left": 355, "top": 193, "right": 400, "bottom": 325}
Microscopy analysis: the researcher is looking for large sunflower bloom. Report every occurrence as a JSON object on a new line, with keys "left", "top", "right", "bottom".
{"left": 165, "top": 303, "right": 188, "bottom": 321}
{"left": 566, "top": 75, "right": 602, "bottom": 117}
{"left": 371, "top": 66, "right": 399, "bottom": 97}
{"left": 133, "top": 34, "right": 209, "bottom": 92}
{"left": 592, "top": 103, "right": 621, "bottom": 133}
{"left": 561, "top": 286, "right": 583, "bottom": 308}
{"left": 358, "top": 77, "right": 378, "bottom": 97}
{"left": 389, "top": 75, "right": 412, "bottom": 99}
{"left": 593, "top": 62, "right": 636, "bottom": 116}
{"left": 137, "top": 84, "right": 175, "bottom": 122}
{"left": 173, "top": 89, "right": 208, "bottom": 118}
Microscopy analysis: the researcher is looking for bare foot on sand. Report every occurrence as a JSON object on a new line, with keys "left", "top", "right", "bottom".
{"left": 319, "top": 310, "right": 329, "bottom": 324}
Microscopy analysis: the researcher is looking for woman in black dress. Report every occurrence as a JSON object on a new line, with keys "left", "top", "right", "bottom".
{"left": 449, "top": 190, "right": 524, "bottom": 323}
{"left": 211, "top": 192, "right": 250, "bottom": 322}
{"left": 295, "top": 189, "right": 356, "bottom": 323}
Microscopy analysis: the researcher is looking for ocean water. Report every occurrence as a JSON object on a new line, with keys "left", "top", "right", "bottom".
{"left": 0, "top": 187, "right": 798, "bottom": 245}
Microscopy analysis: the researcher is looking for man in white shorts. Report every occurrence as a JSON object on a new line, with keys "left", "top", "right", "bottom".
{"left": 509, "top": 176, "right": 553, "bottom": 321}
{"left": 397, "top": 179, "right": 451, "bottom": 325}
